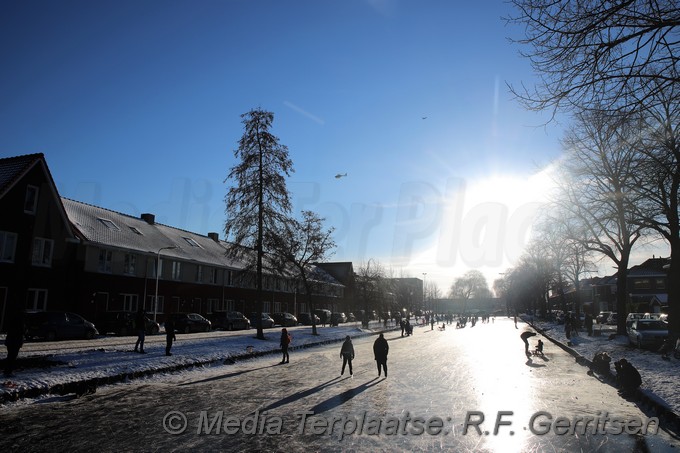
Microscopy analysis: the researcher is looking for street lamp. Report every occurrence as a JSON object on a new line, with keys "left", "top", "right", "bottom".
{"left": 422, "top": 273, "right": 427, "bottom": 313}
{"left": 154, "top": 246, "right": 176, "bottom": 322}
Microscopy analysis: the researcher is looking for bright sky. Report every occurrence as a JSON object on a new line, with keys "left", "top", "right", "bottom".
{"left": 4, "top": 0, "right": 653, "bottom": 293}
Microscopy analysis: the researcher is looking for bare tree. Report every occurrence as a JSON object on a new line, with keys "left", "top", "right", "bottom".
{"left": 267, "top": 210, "right": 336, "bottom": 336}
{"left": 556, "top": 110, "right": 647, "bottom": 334}
{"left": 632, "top": 88, "right": 680, "bottom": 337}
{"left": 224, "top": 108, "right": 293, "bottom": 340}
{"left": 534, "top": 213, "right": 595, "bottom": 317}
{"left": 449, "top": 270, "right": 492, "bottom": 315}
{"left": 355, "top": 259, "right": 386, "bottom": 328}
{"left": 449, "top": 270, "right": 491, "bottom": 299}
{"left": 506, "top": 1, "right": 680, "bottom": 116}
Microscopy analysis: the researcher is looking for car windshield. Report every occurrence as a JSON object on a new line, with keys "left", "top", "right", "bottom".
{"left": 637, "top": 321, "right": 667, "bottom": 330}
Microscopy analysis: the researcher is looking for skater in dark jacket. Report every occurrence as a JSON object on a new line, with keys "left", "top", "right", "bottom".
{"left": 280, "top": 328, "right": 291, "bottom": 364}
{"left": 373, "top": 333, "right": 389, "bottom": 377}
{"left": 134, "top": 309, "right": 147, "bottom": 353}
{"left": 4, "top": 305, "right": 24, "bottom": 376}
{"left": 340, "top": 336, "right": 355, "bottom": 376}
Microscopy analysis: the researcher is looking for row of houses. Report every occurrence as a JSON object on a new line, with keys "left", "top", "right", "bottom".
{"left": 549, "top": 256, "right": 670, "bottom": 315}
{"left": 0, "top": 153, "right": 373, "bottom": 331}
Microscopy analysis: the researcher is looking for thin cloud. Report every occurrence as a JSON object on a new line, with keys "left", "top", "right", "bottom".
{"left": 283, "top": 101, "right": 325, "bottom": 125}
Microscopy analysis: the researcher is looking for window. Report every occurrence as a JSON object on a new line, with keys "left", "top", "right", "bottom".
{"left": 632, "top": 279, "right": 651, "bottom": 290}
{"left": 273, "top": 302, "right": 281, "bottom": 313}
{"left": 122, "top": 294, "right": 138, "bottom": 312}
{"left": 183, "top": 237, "right": 201, "bottom": 247}
{"left": 195, "top": 265, "right": 203, "bottom": 283}
{"left": 26, "top": 288, "right": 47, "bottom": 311}
{"left": 225, "top": 270, "right": 233, "bottom": 286}
{"left": 24, "top": 185, "right": 38, "bottom": 214}
{"left": 124, "top": 253, "right": 136, "bottom": 275}
{"left": 0, "top": 231, "right": 17, "bottom": 262}
{"left": 32, "top": 238, "right": 53, "bottom": 267}
{"left": 129, "top": 226, "right": 142, "bottom": 235}
{"left": 155, "top": 258, "right": 164, "bottom": 279}
{"left": 263, "top": 301, "right": 271, "bottom": 313}
{"left": 147, "top": 295, "right": 165, "bottom": 315}
{"left": 98, "top": 218, "right": 120, "bottom": 231}
{"left": 98, "top": 249, "right": 112, "bottom": 273}
{"left": 209, "top": 268, "right": 218, "bottom": 284}
{"left": 655, "top": 278, "right": 666, "bottom": 290}
{"left": 172, "top": 261, "right": 181, "bottom": 280}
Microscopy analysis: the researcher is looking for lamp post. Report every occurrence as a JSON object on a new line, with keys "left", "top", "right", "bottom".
{"left": 422, "top": 272, "right": 427, "bottom": 314}
{"left": 154, "top": 246, "right": 176, "bottom": 322}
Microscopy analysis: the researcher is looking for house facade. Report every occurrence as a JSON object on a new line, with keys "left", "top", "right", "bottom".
{"left": 548, "top": 257, "right": 670, "bottom": 316}
{"left": 0, "top": 153, "right": 344, "bottom": 330}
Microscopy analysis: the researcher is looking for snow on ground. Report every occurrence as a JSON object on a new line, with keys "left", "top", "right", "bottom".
{"left": 0, "top": 322, "right": 390, "bottom": 406}
{"left": 526, "top": 316, "right": 680, "bottom": 417}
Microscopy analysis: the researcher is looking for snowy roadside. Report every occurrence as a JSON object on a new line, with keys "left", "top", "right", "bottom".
{"left": 0, "top": 322, "right": 396, "bottom": 405}
{"left": 525, "top": 316, "right": 680, "bottom": 418}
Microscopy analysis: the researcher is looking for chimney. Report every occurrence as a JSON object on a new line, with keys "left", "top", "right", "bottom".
{"left": 208, "top": 232, "right": 219, "bottom": 242}
{"left": 141, "top": 213, "right": 155, "bottom": 225}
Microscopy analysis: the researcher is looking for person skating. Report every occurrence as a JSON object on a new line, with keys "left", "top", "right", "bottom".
{"left": 280, "top": 328, "right": 291, "bottom": 364}
{"left": 340, "top": 335, "right": 355, "bottom": 376}
{"left": 373, "top": 333, "right": 389, "bottom": 377}
{"left": 165, "top": 316, "right": 176, "bottom": 356}
{"left": 4, "top": 305, "right": 25, "bottom": 376}
{"left": 134, "top": 308, "right": 147, "bottom": 353}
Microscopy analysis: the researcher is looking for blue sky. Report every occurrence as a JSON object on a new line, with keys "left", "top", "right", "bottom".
{"left": 1, "top": 0, "right": 599, "bottom": 292}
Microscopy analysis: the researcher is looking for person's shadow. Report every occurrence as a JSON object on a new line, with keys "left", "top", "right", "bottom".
{"left": 525, "top": 358, "right": 546, "bottom": 368}
{"left": 309, "top": 377, "right": 382, "bottom": 415}
{"left": 257, "top": 376, "right": 344, "bottom": 413}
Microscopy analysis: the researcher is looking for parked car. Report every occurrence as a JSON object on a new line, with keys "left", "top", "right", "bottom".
{"left": 297, "top": 312, "right": 320, "bottom": 326}
{"left": 314, "top": 309, "right": 332, "bottom": 325}
{"left": 625, "top": 313, "right": 645, "bottom": 332}
{"left": 25, "top": 311, "right": 98, "bottom": 341}
{"left": 606, "top": 313, "right": 618, "bottom": 325}
{"left": 346, "top": 312, "right": 356, "bottom": 322}
{"left": 271, "top": 312, "right": 298, "bottom": 327}
{"left": 249, "top": 312, "right": 276, "bottom": 328}
{"left": 642, "top": 312, "right": 662, "bottom": 320}
{"left": 209, "top": 311, "right": 250, "bottom": 330}
{"left": 330, "top": 312, "right": 347, "bottom": 325}
{"left": 627, "top": 319, "right": 668, "bottom": 349}
{"left": 96, "top": 311, "right": 160, "bottom": 336}
{"left": 596, "top": 311, "right": 612, "bottom": 324}
{"left": 168, "top": 313, "right": 211, "bottom": 333}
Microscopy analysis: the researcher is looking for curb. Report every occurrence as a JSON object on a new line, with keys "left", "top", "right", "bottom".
{"left": 527, "top": 319, "right": 680, "bottom": 436}
{"left": 0, "top": 327, "right": 397, "bottom": 404}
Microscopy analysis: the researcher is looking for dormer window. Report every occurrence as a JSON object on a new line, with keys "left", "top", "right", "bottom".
{"left": 98, "top": 218, "right": 120, "bottom": 231}
{"left": 24, "top": 185, "right": 38, "bottom": 214}
{"left": 183, "top": 237, "right": 201, "bottom": 247}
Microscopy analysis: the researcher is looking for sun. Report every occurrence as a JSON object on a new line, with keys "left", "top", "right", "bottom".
{"left": 400, "top": 167, "right": 556, "bottom": 292}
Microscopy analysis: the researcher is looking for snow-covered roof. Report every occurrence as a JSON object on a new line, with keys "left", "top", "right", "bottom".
{"left": 61, "top": 197, "right": 342, "bottom": 287}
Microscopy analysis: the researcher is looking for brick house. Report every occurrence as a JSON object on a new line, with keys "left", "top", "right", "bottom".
{"left": 0, "top": 153, "right": 344, "bottom": 329}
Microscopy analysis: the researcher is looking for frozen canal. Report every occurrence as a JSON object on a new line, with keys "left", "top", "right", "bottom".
{"left": 1, "top": 318, "right": 677, "bottom": 452}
